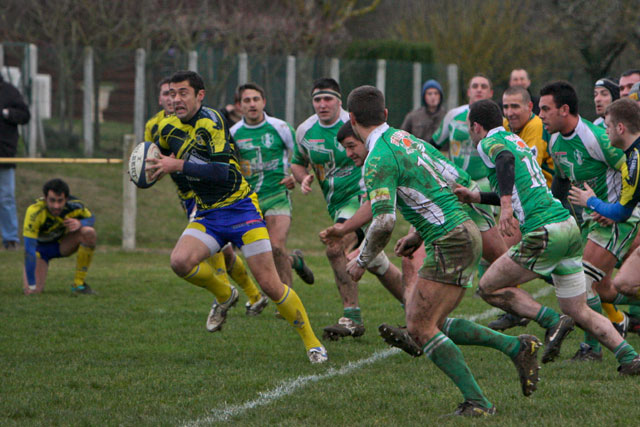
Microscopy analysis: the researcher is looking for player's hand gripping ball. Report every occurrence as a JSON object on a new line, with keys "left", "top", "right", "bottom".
{"left": 128, "top": 141, "right": 162, "bottom": 188}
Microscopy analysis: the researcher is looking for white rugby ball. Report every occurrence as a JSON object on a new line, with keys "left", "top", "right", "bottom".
{"left": 128, "top": 141, "right": 162, "bottom": 188}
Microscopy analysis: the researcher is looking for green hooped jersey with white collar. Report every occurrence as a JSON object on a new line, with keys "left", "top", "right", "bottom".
{"left": 548, "top": 116, "right": 625, "bottom": 213}
{"left": 432, "top": 104, "right": 490, "bottom": 181}
{"left": 230, "top": 113, "right": 295, "bottom": 200}
{"left": 364, "top": 124, "right": 469, "bottom": 244}
{"left": 293, "top": 110, "right": 365, "bottom": 216}
{"left": 478, "top": 127, "right": 569, "bottom": 235}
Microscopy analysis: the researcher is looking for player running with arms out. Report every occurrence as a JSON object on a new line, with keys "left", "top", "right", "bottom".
{"left": 231, "top": 82, "right": 314, "bottom": 289}
{"left": 321, "top": 121, "right": 505, "bottom": 302}
{"left": 489, "top": 85, "right": 556, "bottom": 331}
{"left": 568, "top": 98, "right": 640, "bottom": 313}
{"left": 542, "top": 81, "right": 638, "bottom": 360}
{"left": 456, "top": 99, "right": 640, "bottom": 375}
{"left": 292, "top": 78, "right": 404, "bottom": 340}
{"left": 23, "top": 179, "right": 96, "bottom": 295}
{"left": 147, "top": 70, "right": 326, "bottom": 363}
{"left": 344, "top": 85, "right": 542, "bottom": 417}
{"left": 148, "top": 78, "right": 267, "bottom": 317}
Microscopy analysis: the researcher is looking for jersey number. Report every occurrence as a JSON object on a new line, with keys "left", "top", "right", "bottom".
{"left": 521, "top": 156, "right": 545, "bottom": 188}
{"left": 417, "top": 156, "right": 447, "bottom": 188}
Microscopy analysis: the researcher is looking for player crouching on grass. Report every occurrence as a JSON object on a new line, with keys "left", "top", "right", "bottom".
{"left": 145, "top": 70, "right": 327, "bottom": 364}
{"left": 22, "top": 178, "right": 97, "bottom": 295}
{"left": 456, "top": 99, "right": 640, "bottom": 375}
{"left": 342, "top": 85, "right": 542, "bottom": 417}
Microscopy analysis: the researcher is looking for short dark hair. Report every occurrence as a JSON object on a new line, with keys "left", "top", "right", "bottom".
{"left": 337, "top": 121, "right": 357, "bottom": 143}
{"left": 468, "top": 99, "right": 503, "bottom": 131}
{"left": 539, "top": 81, "right": 578, "bottom": 115}
{"left": 157, "top": 77, "right": 171, "bottom": 90}
{"left": 469, "top": 73, "right": 493, "bottom": 89}
{"left": 169, "top": 70, "right": 205, "bottom": 93}
{"left": 237, "top": 83, "right": 266, "bottom": 100}
{"left": 43, "top": 178, "right": 69, "bottom": 198}
{"left": 347, "top": 85, "right": 386, "bottom": 127}
{"left": 605, "top": 98, "right": 640, "bottom": 134}
{"left": 311, "top": 77, "right": 341, "bottom": 95}
{"left": 621, "top": 69, "right": 640, "bottom": 78}
{"left": 503, "top": 86, "right": 531, "bottom": 104}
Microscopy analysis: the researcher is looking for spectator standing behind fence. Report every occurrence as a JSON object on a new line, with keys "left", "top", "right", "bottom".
{"left": 0, "top": 73, "right": 31, "bottom": 250}
{"left": 400, "top": 79, "right": 445, "bottom": 143}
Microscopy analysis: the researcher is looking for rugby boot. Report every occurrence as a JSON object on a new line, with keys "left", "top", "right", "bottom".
{"left": 378, "top": 323, "right": 423, "bottom": 357}
{"left": 488, "top": 312, "right": 530, "bottom": 331}
{"left": 511, "top": 334, "right": 542, "bottom": 396}
{"left": 541, "top": 315, "right": 575, "bottom": 363}
{"left": 322, "top": 317, "right": 365, "bottom": 340}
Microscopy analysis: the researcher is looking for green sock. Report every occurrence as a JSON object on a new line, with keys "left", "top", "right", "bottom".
{"left": 534, "top": 306, "right": 560, "bottom": 329}
{"left": 630, "top": 306, "right": 640, "bottom": 318}
{"left": 291, "top": 253, "right": 303, "bottom": 271}
{"left": 443, "top": 318, "right": 521, "bottom": 359}
{"left": 423, "top": 332, "right": 492, "bottom": 409}
{"left": 614, "top": 341, "right": 638, "bottom": 364}
{"left": 477, "top": 259, "right": 489, "bottom": 280}
{"left": 613, "top": 294, "right": 640, "bottom": 306}
{"left": 584, "top": 296, "right": 603, "bottom": 353}
{"left": 344, "top": 307, "right": 362, "bottom": 324}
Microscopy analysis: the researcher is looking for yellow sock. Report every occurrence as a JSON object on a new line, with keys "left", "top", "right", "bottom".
{"left": 228, "top": 255, "right": 261, "bottom": 304}
{"left": 183, "top": 261, "right": 232, "bottom": 302}
{"left": 274, "top": 284, "right": 322, "bottom": 351}
{"left": 602, "top": 302, "right": 625, "bottom": 323}
{"left": 206, "top": 252, "right": 232, "bottom": 287}
{"left": 73, "top": 244, "right": 94, "bottom": 286}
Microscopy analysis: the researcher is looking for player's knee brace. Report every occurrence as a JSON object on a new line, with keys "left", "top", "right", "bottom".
{"left": 582, "top": 261, "right": 605, "bottom": 299}
{"left": 366, "top": 251, "right": 390, "bottom": 276}
{"left": 553, "top": 272, "right": 587, "bottom": 299}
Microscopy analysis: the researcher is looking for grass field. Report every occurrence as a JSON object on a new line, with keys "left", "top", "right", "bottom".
{"left": 2, "top": 165, "right": 640, "bottom": 425}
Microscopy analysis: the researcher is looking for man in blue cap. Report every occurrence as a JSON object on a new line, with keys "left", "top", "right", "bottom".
{"left": 401, "top": 79, "right": 445, "bottom": 143}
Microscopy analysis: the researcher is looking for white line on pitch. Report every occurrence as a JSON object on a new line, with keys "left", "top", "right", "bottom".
{"left": 182, "top": 348, "right": 400, "bottom": 426}
{"left": 183, "top": 285, "right": 554, "bottom": 426}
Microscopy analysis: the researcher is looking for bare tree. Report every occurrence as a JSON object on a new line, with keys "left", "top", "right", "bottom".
{"left": 392, "top": 0, "right": 558, "bottom": 90}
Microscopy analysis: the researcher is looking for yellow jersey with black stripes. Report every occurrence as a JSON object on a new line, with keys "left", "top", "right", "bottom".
{"left": 144, "top": 110, "right": 168, "bottom": 143}
{"left": 23, "top": 197, "right": 93, "bottom": 243}
{"left": 151, "top": 112, "right": 194, "bottom": 202}
{"left": 620, "top": 138, "right": 640, "bottom": 209}
{"left": 157, "top": 106, "right": 252, "bottom": 210}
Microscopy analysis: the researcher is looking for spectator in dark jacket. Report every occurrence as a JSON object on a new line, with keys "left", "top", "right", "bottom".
{"left": 0, "top": 73, "right": 31, "bottom": 250}
{"left": 400, "top": 79, "right": 445, "bottom": 142}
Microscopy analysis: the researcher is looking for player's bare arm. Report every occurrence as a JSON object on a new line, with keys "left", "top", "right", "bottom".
{"left": 394, "top": 230, "right": 422, "bottom": 258}
{"left": 291, "top": 163, "right": 314, "bottom": 194}
{"left": 319, "top": 200, "right": 372, "bottom": 243}
{"left": 453, "top": 184, "right": 481, "bottom": 204}
{"left": 567, "top": 182, "right": 596, "bottom": 207}
{"left": 346, "top": 213, "right": 395, "bottom": 281}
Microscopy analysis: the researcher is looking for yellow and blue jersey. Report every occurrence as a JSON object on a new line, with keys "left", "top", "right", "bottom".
{"left": 586, "top": 137, "right": 640, "bottom": 222}
{"left": 152, "top": 112, "right": 195, "bottom": 202}
{"left": 23, "top": 197, "right": 93, "bottom": 243}
{"left": 157, "top": 106, "right": 252, "bottom": 211}
{"left": 144, "top": 109, "right": 168, "bottom": 143}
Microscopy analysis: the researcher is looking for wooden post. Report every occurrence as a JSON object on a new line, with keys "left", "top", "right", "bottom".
{"left": 122, "top": 134, "right": 137, "bottom": 250}
{"left": 83, "top": 47, "right": 94, "bottom": 157}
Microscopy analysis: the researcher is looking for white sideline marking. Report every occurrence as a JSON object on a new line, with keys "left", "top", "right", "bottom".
{"left": 183, "top": 285, "right": 554, "bottom": 425}
{"left": 183, "top": 348, "right": 400, "bottom": 426}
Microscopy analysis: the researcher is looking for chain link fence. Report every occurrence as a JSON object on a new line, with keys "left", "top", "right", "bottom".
{"left": 2, "top": 44, "right": 455, "bottom": 159}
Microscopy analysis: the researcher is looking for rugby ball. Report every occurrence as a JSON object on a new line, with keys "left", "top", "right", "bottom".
{"left": 128, "top": 141, "right": 162, "bottom": 188}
